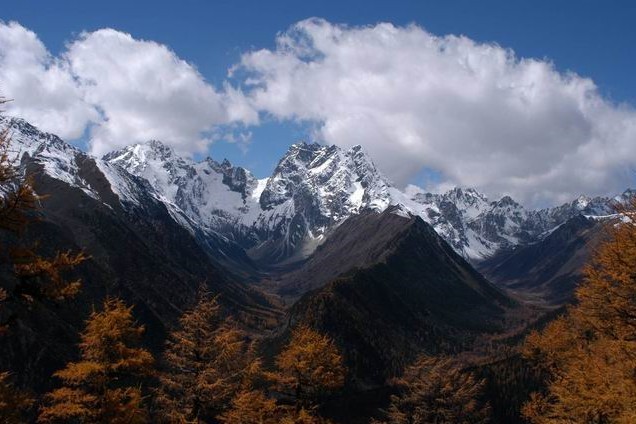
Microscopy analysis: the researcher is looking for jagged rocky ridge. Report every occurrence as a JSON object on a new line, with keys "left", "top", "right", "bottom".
{"left": 4, "top": 116, "right": 633, "bottom": 266}
{"left": 102, "top": 136, "right": 633, "bottom": 264}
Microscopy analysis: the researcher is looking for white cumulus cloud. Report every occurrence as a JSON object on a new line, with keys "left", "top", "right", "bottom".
{"left": 0, "top": 22, "right": 97, "bottom": 139}
{"left": 237, "top": 18, "right": 636, "bottom": 206}
{"left": 0, "top": 21, "right": 257, "bottom": 157}
{"left": 1, "top": 19, "right": 635, "bottom": 206}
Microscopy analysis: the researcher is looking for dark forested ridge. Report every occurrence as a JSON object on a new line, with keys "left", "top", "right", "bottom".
{"left": 282, "top": 209, "right": 514, "bottom": 384}
{"left": 478, "top": 214, "right": 608, "bottom": 306}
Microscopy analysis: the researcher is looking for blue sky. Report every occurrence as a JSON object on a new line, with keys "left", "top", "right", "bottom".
{"left": 2, "top": 1, "right": 636, "bottom": 204}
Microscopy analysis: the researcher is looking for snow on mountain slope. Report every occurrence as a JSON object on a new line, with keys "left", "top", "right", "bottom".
{"left": 1, "top": 117, "right": 153, "bottom": 207}
{"left": 103, "top": 138, "right": 635, "bottom": 263}
{"left": 104, "top": 140, "right": 394, "bottom": 262}
{"left": 397, "top": 187, "right": 632, "bottom": 260}
{"left": 4, "top": 117, "right": 92, "bottom": 193}
{"left": 250, "top": 142, "right": 392, "bottom": 261}
{"left": 1, "top": 116, "right": 207, "bottom": 238}
{"left": 103, "top": 141, "right": 263, "bottom": 246}
{"left": 5, "top": 115, "right": 633, "bottom": 264}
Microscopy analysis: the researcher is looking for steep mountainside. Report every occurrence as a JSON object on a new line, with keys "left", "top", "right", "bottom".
{"left": 0, "top": 117, "right": 280, "bottom": 389}
{"left": 280, "top": 208, "right": 513, "bottom": 383}
{"left": 249, "top": 143, "right": 392, "bottom": 263}
{"left": 407, "top": 188, "right": 627, "bottom": 260}
{"left": 477, "top": 215, "right": 609, "bottom": 305}
{"left": 103, "top": 141, "right": 264, "bottom": 247}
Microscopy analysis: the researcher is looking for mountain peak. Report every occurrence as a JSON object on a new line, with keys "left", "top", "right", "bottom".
{"left": 494, "top": 195, "right": 521, "bottom": 208}
{"left": 348, "top": 144, "right": 364, "bottom": 154}
{"left": 9, "top": 115, "right": 635, "bottom": 266}
{"left": 575, "top": 194, "right": 591, "bottom": 209}
{"left": 103, "top": 140, "right": 193, "bottom": 179}
{"left": 145, "top": 139, "right": 174, "bottom": 155}
{"left": 1, "top": 116, "right": 76, "bottom": 159}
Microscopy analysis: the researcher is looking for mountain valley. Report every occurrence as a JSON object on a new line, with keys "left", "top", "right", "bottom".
{"left": 1, "top": 115, "right": 632, "bottom": 422}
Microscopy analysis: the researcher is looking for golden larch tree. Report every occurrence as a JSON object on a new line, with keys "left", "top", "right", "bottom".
{"left": 0, "top": 101, "right": 86, "bottom": 318}
{"left": 219, "top": 390, "right": 335, "bottom": 424}
{"left": 270, "top": 325, "right": 345, "bottom": 412}
{"left": 218, "top": 390, "right": 279, "bottom": 424}
{"left": 0, "top": 371, "right": 34, "bottom": 423}
{"left": 0, "top": 99, "right": 86, "bottom": 421}
{"left": 155, "top": 292, "right": 260, "bottom": 423}
{"left": 38, "top": 298, "right": 155, "bottom": 423}
{"left": 523, "top": 202, "right": 636, "bottom": 423}
{"left": 378, "top": 355, "right": 491, "bottom": 424}
{"left": 278, "top": 407, "right": 334, "bottom": 424}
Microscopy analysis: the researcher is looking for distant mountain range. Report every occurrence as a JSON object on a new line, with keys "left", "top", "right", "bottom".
{"left": 5, "top": 115, "right": 630, "bottom": 268}
{"left": 2, "top": 115, "right": 632, "bottom": 389}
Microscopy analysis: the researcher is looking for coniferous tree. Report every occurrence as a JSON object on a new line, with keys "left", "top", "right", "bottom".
{"left": 278, "top": 407, "right": 334, "bottom": 424}
{"left": 155, "top": 292, "right": 260, "bottom": 423}
{"left": 219, "top": 390, "right": 334, "bottom": 424}
{"left": 220, "top": 325, "right": 344, "bottom": 423}
{"left": 0, "top": 112, "right": 38, "bottom": 236}
{"left": 38, "top": 298, "right": 155, "bottom": 423}
{"left": 269, "top": 325, "right": 345, "bottom": 412}
{"left": 0, "top": 371, "right": 33, "bottom": 423}
{"left": 378, "top": 355, "right": 491, "bottom": 424}
{"left": 523, "top": 202, "right": 636, "bottom": 423}
{"left": 217, "top": 390, "right": 279, "bottom": 424}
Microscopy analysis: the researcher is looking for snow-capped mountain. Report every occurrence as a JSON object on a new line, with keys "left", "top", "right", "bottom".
{"left": 3, "top": 115, "right": 633, "bottom": 264}
{"left": 250, "top": 143, "right": 392, "bottom": 262}
{"left": 103, "top": 141, "right": 263, "bottom": 246}
{"left": 1, "top": 117, "right": 157, "bottom": 209}
{"left": 104, "top": 141, "right": 392, "bottom": 262}
{"left": 401, "top": 187, "right": 631, "bottom": 259}
{"left": 102, "top": 138, "right": 633, "bottom": 262}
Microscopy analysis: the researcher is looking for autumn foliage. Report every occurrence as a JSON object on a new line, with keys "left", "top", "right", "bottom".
{"left": 38, "top": 298, "right": 155, "bottom": 423}
{"left": 269, "top": 325, "right": 345, "bottom": 411}
{"left": 0, "top": 100, "right": 86, "bottom": 421}
{"left": 155, "top": 292, "right": 261, "bottom": 423}
{"left": 523, "top": 202, "right": 636, "bottom": 423}
{"left": 0, "top": 371, "right": 34, "bottom": 423}
{"left": 218, "top": 390, "right": 279, "bottom": 424}
{"left": 378, "top": 355, "right": 491, "bottom": 424}
{"left": 0, "top": 118, "right": 38, "bottom": 236}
